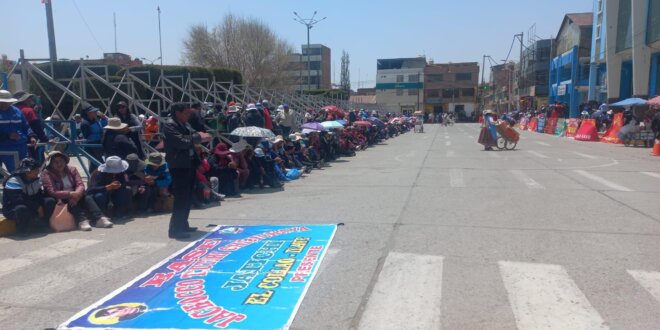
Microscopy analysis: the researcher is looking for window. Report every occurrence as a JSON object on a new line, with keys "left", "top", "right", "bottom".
{"left": 307, "top": 61, "right": 321, "bottom": 70}
{"left": 408, "top": 89, "right": 419, "bottom": 96}
{"left": 648, "top": 0, "right": 660, "bottom": 43}
{"left": 396, "top": 75, "right": 404, "bottom": 82}
{"left": 396, "top": 89, "right": 403, "bottom": 96}
{"left": 616, "top": 0, "right": 632, "bottom": 52}
{"left": 427, "top": 74, "right": 443, "bottom": 82}
{"left": 442, "top": 89, "right": 458, "bottom": 98}
{"left": 408, "top": 74, "right": 420, "bottom": 82}
{"left": 302, "top": 47, "right": 321, "bottom": 56}
{"left": 426, "top": 89, "right": 440, "bottom": 97}
{"left": 461, "top": 88, "right": 474, "bottom": 97}
{"left": 456, "top": 73, "right": 472, "bottom": 81}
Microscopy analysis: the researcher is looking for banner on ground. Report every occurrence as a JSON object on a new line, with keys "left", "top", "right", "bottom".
{"left": 59, "top": 225, "right": 337, "bottom": 330}
{"left": 544, "top": 117, "right": 558, "bottom": 135}
{"left": 601, "top": 112, "right": 623, "bottom": 144}
{"left": 575, "top": 119, "right": 599, "bottom": 141}
{"left": 536, "top": 116, "right": 546, "bottom": 133}
{"left": 555, "top": 118, "right": 567, "bottom": 137}
{"left": 528, "top": 117, "right": 538, "bottom": 132}
{"left": 565, "top": 119, "right": 580, "bottom": 138}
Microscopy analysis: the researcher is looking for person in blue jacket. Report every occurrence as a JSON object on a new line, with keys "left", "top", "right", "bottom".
{"left": 0, "top": 90, "right": 36, "bottom": 172}
{"left": 80, "top": 102, "right": 107, "bottom": 173}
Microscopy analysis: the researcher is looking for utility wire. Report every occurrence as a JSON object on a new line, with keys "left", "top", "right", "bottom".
{"left": 72, "top": 0, "right": 104, "bottom": 53}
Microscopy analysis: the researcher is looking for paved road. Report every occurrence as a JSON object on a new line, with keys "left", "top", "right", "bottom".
{"left": 1, "top": 124, "right": 659, "bottom": 329}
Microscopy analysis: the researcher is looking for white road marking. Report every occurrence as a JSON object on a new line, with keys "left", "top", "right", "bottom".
{"left": 359, "top": 252, "right": 443, "bottom": 330}
{"left": 446, "top": 150, "right": 455, "bottom": 158}
{"left": 449, "top": 169, "right": 465, "bottom": 188}
{"left": 573, "top": 152, "right": 598, "bottom": 159}
{"left": 445, "top": 141, "right": 451, "bottom": 146}
{"left": 641, "top": 172, "right": 660, "bottom": 180}
{"left": 526, "top": 150, "right": 549, "bottom": 159}
{"left": 499, "top": 261, "right": 608, "bottom": 330}
{"left": 0, "top": 239, "right": 101, "bottom": 277}
{"left": 628, "top": 270, "right": 660, "bottom": 302}
{"left": 487, "top": 151, "right": 502, "bottom": 158}
{"left": 510, "top": 170, "right": 545, "bottom": 189}
{"left": 0, "top": 242, "right": 166, "bottom": 305}
{"left": 574, "top": 170, "right": 633, "bottom": 192}
{"left": 468, "top": 135, "right": 475, "bottom": 139}
{"left": 535, "top": 141, "right": 551, "bottom": 146}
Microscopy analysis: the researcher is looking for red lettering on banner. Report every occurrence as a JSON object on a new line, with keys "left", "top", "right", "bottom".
{"left": 220, "top": 227, "right": 310, "bottom": 251}
{"left": 140, "top": 272, "right": 175, "bottom": 287}
{"left": 174, "top": 280, "right": 247, "bottom": 328}
{"left": 168, "top": 260, "right": 195, "bottom": 273}
{"left": 291, "top": 246, "right": 323, "bottom": 282}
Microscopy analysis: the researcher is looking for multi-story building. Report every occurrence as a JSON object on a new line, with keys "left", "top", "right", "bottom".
{"left": 375, "top": 57, "right": 426, "bottom": 114}
{"left": 423, "top": 62, "right": 479, "bottom": 120}
{"left": 588, "top": 0, "right": 608, "bottom": 103}
{"left": 549, "top": 13, "right": 593, "bottom": 118}
{"left": 591, "top": 0, "right": 660, "bottom": 102}
{"left": 519, "top": 39, "right": 556, "bottom": 110}
{"left": 485, "top": 62, "right": 516, "bottom": 113}
{"left": 285, "top": 44, "right": 331, "bottom": 91}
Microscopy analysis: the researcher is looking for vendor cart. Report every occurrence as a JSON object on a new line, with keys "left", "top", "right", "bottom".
{"left": 495, "top": 122, "right": 519, "bottom": 150}
{"left": 413, "top": 111, "right": 424, "bottom": 133}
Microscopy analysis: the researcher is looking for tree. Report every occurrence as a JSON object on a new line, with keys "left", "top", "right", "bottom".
{"left": 340, "top": 50, "right": 351, "bottom": 93}
{"left": 182, "top": 14, "right": 294, "bottom": 89}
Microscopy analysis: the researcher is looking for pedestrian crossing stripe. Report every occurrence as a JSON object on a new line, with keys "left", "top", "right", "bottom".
{"left": 627, "top": 270, "right": 660, "bottom": 302}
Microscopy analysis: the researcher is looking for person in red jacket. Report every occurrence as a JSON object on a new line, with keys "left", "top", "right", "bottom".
{"left": 262, "top": 100, "right": 274, "bottom": 130}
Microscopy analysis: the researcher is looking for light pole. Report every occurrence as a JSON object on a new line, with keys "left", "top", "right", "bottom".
{"left": 157, "top": 6, "right": 163, "bottom": 66}
{"left": 293, "top": 11, "right": 326, "bottom": 92}
{"left": 141, "top": 57, "right": 161, "bottom": 65}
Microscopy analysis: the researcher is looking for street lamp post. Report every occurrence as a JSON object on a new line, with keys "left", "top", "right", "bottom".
{"left": 157, "top": 6, "right": 163, "bottom": 66}
{"left": 293, "top": 11, "right": 326, "bottom": 92}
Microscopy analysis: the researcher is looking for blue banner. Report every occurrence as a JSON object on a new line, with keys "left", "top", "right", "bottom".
{"left": 59, "top": 225, "right": 337, "bottom": 330}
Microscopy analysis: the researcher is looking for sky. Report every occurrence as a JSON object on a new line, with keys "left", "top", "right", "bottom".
{"left": 2, "top": 0, "right": 593, "bottom": 88}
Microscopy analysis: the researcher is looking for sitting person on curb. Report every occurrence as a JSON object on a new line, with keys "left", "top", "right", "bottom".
{"left": 194, "top": 148, "right": 222, "bottom": 207}
{"left": 102, "top": 117, "right": 139, "bottom": 160}
{"left": 41, "top": 151, "right": 112, "bottom": 231}
{"left": 125, "top": 153, "right": 154, "bottom": 214}
{"left": 143, "top": 152, "right": 172, "bottom": 202}
{"left": 87, "top": 156, "right": 132, "bottom": 220}
{"left": 209, "top": 143, "right": 240, "bottom": 197}
{"left": 248, "top": 147, "right": 282, "bottom": 188}
{"left": 229, "top": 139, "right": 250, "bottom": 190}
{"left": 2, "top": 158, "right": 49, "bottom": 234}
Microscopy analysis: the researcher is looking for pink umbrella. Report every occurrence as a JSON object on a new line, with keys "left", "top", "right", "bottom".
{"left": 353, "top": 120, "right": 373, "bottom": 127}
{"left": 647, "top": 96, "right": 660, "bottom": 106}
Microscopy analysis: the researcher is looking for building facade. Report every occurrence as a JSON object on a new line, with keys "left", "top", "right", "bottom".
{"left": 485, "top": 62, "right": 516, "bottom": 113}
{"left": 375, "top": 57, "right": 426, "bottom": 114}
{"left": 588, "top": 0, "right": 608, "bottom": 103}
{"left": 549, "top": 13, "right": 593, "bottom": 118}
{"left": 285, "top": 44, "right": 331, "bottom": 91}
{"left": 423, "top": 62, "right": 479, "bottom": 120}
{"left": 596, "top": 0, "right": 660, "bottom": 101}
{"left": 519, "top": 39, "right": 555, "bottom": 110}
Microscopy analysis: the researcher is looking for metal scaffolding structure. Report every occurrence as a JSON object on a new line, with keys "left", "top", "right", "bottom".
{"left": 1, "top": 50, "right": 384, "bottom": 174}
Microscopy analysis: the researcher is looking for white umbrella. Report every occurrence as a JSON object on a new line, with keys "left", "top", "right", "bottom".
{"left": 321, "top": 121, "right": 344, "bottom": 129}
{"left": 230, "top": 126, "right": 275, "bottom": 138}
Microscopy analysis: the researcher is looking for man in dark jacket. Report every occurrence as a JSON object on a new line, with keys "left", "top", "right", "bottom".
{"left": 2, "top": 158, "right": 47, "bottom": 234}
{"left": 244, "top": 103, "right": 265, "bottom": 127}
{"left": 652, "top": 111, "right": 660, "bottom": 139}
{"left": 188, "top": 102, "right": 207, "bottom": 133}
{"left": 163, "top": 102, "right": 201, "bottom": 239}
{"left": 80, "top": 102, "right": 107, "bottom": 172}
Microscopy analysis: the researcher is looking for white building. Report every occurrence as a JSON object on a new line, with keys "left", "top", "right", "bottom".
{"left": 375, "top": 57, "right": 426, "bottom": 114}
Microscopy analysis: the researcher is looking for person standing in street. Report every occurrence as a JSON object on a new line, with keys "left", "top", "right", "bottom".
{"left": 163, "top": 102, "right": 201, "bottom": 239}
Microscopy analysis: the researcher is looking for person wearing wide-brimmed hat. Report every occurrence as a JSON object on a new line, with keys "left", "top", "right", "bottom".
{"left": 41, "top": 151, "right": 112, "bottom": 231}
{"left": 102, "top": 117, "right": 138, "bottom": 160}
{"left": 13, "top": 91, "right": 52, "bottom": 160}
{"left": 80, "top": 102, "right": 107, "bottom": 172}
{"left": 86, "top": 156, "right": 131, "bottom": 221}
{"left": 0, "top": 90, "right": 37, "bottom": 172}
{"left": 143, "top": 152, "right": 172, "bottom": 206}
{"left": 2, "top": 158, "right": 48, "bottom": 234}
{"left": 478, "top": 110, "right": 498, "bottom": 150}
{"left": 113, "top": 101, "right": 145, "bottom": 159}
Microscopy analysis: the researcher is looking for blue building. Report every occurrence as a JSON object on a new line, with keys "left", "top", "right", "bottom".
{"left": 588, "top": 0, "right": 608, "bottom": 103}
{"left": 549, "top": 13, "right": 594, "bottom": 118}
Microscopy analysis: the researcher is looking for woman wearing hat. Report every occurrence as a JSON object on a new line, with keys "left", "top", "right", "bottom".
{"left": 13, "top": 91, "right": 52, "bottom": 161}
{"left": 2, "top": 158, "right": 48, "bottom": 234}
{"left": 41, "top": 151, "right": 112, "bottom": 231}
{"left": 87, "top": 156, "right": 131, "bottom": 221}
{"left": 478, "top": 110, "right": 498, "bottom": 151}
{"left": 143, "top": 152, "right": 172, "bottom": 201}
{"left": 209, "top": 143, "right": 240, "bottom": 197}
{"left": 114, "top": 101, "right": 145, "bottom": 159}
{"left": 102, "top": 117, "right": 139, "bottom": 160}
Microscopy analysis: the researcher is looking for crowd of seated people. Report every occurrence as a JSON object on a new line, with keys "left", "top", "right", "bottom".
{"left": 0, "top": 92, "right": 411, "bottom": 236}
